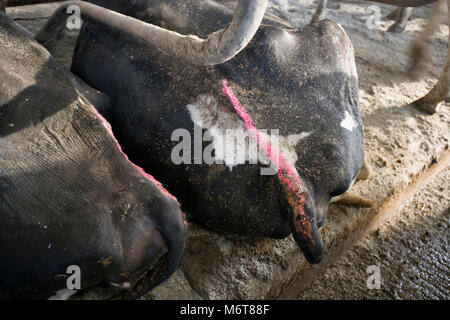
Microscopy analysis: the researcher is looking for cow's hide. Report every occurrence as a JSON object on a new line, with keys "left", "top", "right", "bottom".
{"left": 71, "top": 0, "right": 364, "bottom": 263}
{"left": 0, "top": 13, "right": 186, "bottom": 299}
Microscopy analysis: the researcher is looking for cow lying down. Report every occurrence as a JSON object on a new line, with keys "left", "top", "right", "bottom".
{"left": 34, "top": 0, "right": 374, "bottom": 265}
{"left": 0, "top": 12, "right": 187, "bottom": 299}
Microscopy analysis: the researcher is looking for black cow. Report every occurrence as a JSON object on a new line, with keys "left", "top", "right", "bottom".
{"left": 0, "top": 12, "right": 187, "bottom": 299}
{"left": 35, "top": 0, "right": 371, "bottom": 264}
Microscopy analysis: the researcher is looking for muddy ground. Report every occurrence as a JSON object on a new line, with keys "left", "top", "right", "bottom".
{"left": 299, "top": 167, "right": 449, "bottom": 299}
{"left": 5, "top": 0, "right": 449, "bottom": 299}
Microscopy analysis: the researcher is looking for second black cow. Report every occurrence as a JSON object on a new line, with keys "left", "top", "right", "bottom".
{"left": 38, "top": 0, "right": 369, "bottom": 264}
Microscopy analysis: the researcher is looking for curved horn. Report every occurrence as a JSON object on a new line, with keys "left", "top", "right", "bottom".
{"left": 368, "top": 0, "right": 438, "bottom": 7}
{"left": 36, "top": 0, "right": 268, "bottom": 66}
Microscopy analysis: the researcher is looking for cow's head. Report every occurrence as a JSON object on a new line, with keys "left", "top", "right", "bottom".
{"left": 37, "top": 0, "right": 364, "bottom": 265}
{"left": 0, "top": 12, "right": 188, "bottom": 298}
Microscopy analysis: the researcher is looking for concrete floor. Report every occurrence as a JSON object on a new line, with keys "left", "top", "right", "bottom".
{"left": 299, "top": 167, "right": 449, "bottom": 299}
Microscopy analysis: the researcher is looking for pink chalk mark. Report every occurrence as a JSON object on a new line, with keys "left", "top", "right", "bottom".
{"left": 87, "top": 99, "right": 179, "bottom": 203}
{"left": 221, "top": 79, "right": 305, "bottom": 201}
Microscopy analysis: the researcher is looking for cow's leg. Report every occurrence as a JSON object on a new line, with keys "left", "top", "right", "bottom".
{"left": 388, "top": 7, "right": 413, "bottom": 32}
{"left": 311, "top": 0, "right": 328, "bottom": 24}
{"left": 332, "top": 159, "right": 375, "bottom": 208}
{"left": 412, "top": 45, "right": 449, "bottom": 113}
{"left": 386, "top": 6, "right": 404, "bottom": 20}
{"left": 408, "top": 0, "right": 447, "bottom": 75}
{"left": 357, "top": 158, "right": 372, "bottom": 181}
{"left": 1, "top": 0, "right": 5, "bottom": 12}
{"left": 410, "top": 0, "right": 449, "bottom": 114}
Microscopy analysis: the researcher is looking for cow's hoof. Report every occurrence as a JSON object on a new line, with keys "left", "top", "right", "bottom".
{"left": 386, "top": 9, "right": 401, "bottom": 21}
{"left": 411, "top": 98, "right": 438, "bottom": 115}
{"left": 387, "top": 23, "right": 405, "bottom": 33}
{"left": 357, "top": 159, "right": 372, "bottom": 181}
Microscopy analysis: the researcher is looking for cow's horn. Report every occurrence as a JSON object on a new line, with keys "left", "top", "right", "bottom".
{"left": 35, "top": 0, "right": 268, "bottom": 66}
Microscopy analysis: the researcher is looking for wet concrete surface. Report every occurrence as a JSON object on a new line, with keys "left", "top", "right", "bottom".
{"left": 299, "top": 167, "right": 449, "bottom": 299}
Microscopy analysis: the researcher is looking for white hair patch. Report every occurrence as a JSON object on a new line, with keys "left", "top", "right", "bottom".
{"left": 186, "top": 94, "right": 312, "bottom": 173}
{"left": 340, "top": 111, "right": 356, "bottom": 132}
